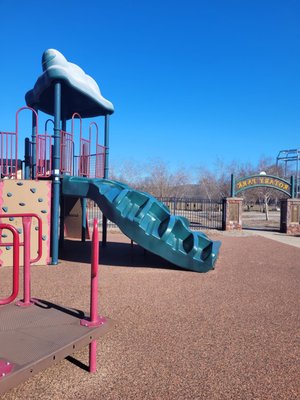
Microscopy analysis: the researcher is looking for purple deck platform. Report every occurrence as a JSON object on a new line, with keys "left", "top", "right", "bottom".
{"left": 0, "top": 299, "right": 112, "bottom": 396}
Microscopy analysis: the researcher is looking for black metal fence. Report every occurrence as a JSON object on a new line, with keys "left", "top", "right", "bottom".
{"left": 87, "top": 197, "right": 223, "bottom": 231}
{"left": 87, "top": 201, "right": 116, "bottom": 230}
{"left": 159, "top": 197, "right": 223, "bottom": 230}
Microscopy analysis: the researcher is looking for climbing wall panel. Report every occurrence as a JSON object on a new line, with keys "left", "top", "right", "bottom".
{"left": 0, "top": 180, "right": 51, "bottom": 266}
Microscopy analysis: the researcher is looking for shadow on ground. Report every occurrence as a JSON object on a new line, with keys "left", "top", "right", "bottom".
{"left": 242, "top": 226, "right": 280, "bottom": 232}
{"left": 59, "top": 239, "right": 184, "bottom": 272}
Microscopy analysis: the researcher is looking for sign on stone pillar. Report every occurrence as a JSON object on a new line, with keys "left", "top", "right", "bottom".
{"left": 280, "top": 198, "right": 300, "bottom": 234}
{"left": 222, "top": 197, "right": 243, "bottom": 230}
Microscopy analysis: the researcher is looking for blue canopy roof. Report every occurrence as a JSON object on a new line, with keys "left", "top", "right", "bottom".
{"left": 25, "top": 49, "right": 114, "bottom": 119}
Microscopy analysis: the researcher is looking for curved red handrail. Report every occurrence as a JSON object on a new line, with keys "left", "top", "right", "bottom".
{"left": 35, "top": 118, "right": 53, "bottom": 178}
{"left": 44, "top": 119, "right": 54, "bottom": 134}
{"left": 0, "top": 106, "right": 36, "bottom": 179}
{"left": 16, "top": 107, "right": 39, "bottom": 176}
{"left": 71, "top": 112, "right": 83, "bottom": 137}
{"left": 0, "top": 224, "right": 20, "bottom": 305}
{"left": 0, "top": 213, "right": 42, "bottom": 264}
{"left": 89, "top": 122, "right": 99, "bottom": 149}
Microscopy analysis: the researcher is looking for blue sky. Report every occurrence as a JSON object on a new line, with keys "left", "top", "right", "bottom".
{"left": 0, "top": 0, "right": 299, "bottom": 176}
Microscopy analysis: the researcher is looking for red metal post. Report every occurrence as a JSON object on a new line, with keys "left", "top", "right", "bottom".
{"left": 90, "top": 219, "right": 99, "bottom": 322}
{"left": 80, "top": 218, "right": 106, "bottom": 373}
{"left": 89, "top": 340, "right": 97, "bottom": 373}
{"left": 16, "top": 217, "right": 33, "bottom": 307}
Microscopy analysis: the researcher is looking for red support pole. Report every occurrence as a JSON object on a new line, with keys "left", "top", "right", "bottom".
{"left": 80, "top": 218, "right": 106, "bottom": 373}
{"left": 89, "top": 340, "right": 97, "bottom": 373}
{"left": 90, "top": 219, "right": 99, "bottom": 322}
{"left": 16, "top": 217, "right": 33, "bottom": 307}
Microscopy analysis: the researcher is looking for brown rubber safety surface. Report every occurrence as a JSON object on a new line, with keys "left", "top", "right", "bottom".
{"left": 0, "top": 300, "right": 113, "bottom": 396}
{"left": 0, "top": 231, "right": 299, "bottom": 400}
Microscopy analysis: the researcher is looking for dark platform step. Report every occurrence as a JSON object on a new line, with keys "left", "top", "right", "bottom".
{"left": 0, "top": 299, "right": 112, "bottom": 395}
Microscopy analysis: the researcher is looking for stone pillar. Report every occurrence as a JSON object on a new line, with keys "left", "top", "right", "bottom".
{"left": 280, "top": 198, "right": 300, "bottom": 234}
{"left": 222, "top": 197, "right": 243, "bottom": 231}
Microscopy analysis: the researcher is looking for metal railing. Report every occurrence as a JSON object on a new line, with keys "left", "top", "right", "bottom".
{"left": 36, "top": 133, "right": 52, "bottom": 178}
{"left": 159, "top": 197, "right": 223, "bottom": 230}
{"left": 0, "top": 224, "right": 20, "bottom": 305}
{"left": 74, "top": 152, "right": 106, "bottom": 179}
{"left": 60, "top": 115, "right": 105, "bottom": 178}
{"left": 0, "top": 109, "right": 107, "bottom": 180}
{"left": 0, "top": 107, "right": 53, "bottom": 180}
{"left": 60, "top": 130, "right": 74, "bottom": 175}
{"left": 36, "top": 119, "right": 53, "bottom": 178}
{"left": 86, "top": 202, "right": 116, "bottom": 231}
{"left": 0, "top": 213, "right": 43, "bottom": 306}
{"left": 0, "top": 131, "right": 18, "bottom": 179}
{"left": 86, "top": 196, "right": 223, "bottom": 231}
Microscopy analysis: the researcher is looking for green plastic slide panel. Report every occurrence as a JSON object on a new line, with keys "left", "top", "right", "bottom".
{"left": 62, "top": 176, "right": 221, "bottom": 272}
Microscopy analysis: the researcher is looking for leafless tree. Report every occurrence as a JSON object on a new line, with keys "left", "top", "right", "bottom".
{"left": 109, "top": 155, "right": 289, "bottom": 211}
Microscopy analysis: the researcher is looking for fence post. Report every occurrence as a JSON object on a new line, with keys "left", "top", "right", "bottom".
{"left": 230, "top": 174, "right": 235, "bottom": 197}
{"left": 290, "top": 176, "right": 295, "bottom": 198}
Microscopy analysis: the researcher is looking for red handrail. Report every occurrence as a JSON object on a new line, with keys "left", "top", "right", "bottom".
{"left": 0, "top": 214, "right": 43, "bottom": 307}
{"left": 79, "top": 114, "right": 90, "bottom": 177}
{"left": 71, "top": 112, "right": 83, "bottom": 136}
{"left": 0, "top": 131, "right": 18, "bottom": 179}
{"left": 0, "top": 213, "right": 42, "bottom": 264}
{"left": 0, "top": 106, "right": 43, "bottom": 179}
{"left": 16, "top": 216, "right": 33, "bottom": 306}
{"left": 89, "top": 122, "right": 99, "bottom": 150}
{"left": 0, "top": 224, "right": 20, "bottom": 305}
{"left": 89, "top": 122, "right": 105, "bottom": 178}
{"left": 17, "top": 106, "right": 38, "bottom": 179}
{"left": 60, "top": 130, "right": 74, "bottom": 174}
{"left": 36, "top": 119, "right": 53, "bottom": 178}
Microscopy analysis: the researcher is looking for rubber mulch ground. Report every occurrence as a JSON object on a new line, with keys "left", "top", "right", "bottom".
{"left": 1, "top": 232, "right": 299, "bottom": 400}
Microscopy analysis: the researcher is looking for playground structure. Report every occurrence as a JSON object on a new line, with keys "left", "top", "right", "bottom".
{"left": 0, "top": 48, "right": 221, "bottom": 272}
{"left": 0, "top": 48, "right": 221, "bottom": 393}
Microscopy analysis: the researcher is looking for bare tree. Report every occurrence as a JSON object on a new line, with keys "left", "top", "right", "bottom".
{"left": 109, "top": 159, "right": 143, "bottom": 188}
{"left": 109, "top": 155, "right": 289, "bottom": 210}
{"left": 256, "top": 157, "right": 286, "bottom": 220}
{"left": 197, "top": 168, "right": 220, "bottom": 200}
{"left": 169, "top": 167, "right": 191, "bottom": 197}
{"left": 141, "top": 158, "right": 171, "bottom": 197}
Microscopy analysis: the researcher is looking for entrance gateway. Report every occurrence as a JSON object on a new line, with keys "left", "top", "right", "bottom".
{"left": 222, "top": 174, "right": 300, "bottom": 235}
{"left": 231, "top": 174, "right": 295, "bottom": 198}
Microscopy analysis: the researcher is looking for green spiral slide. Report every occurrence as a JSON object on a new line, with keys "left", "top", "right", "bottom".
{"left": 62, "top": 176, "right": 221, "bottom": 272}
